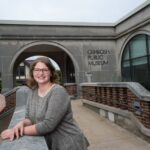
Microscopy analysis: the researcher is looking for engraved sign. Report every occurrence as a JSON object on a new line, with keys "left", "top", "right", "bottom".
{"left": 87, "top": 49, "right": 110, "bottom": 66}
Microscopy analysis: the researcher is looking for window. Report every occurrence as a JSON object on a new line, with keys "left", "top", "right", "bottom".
{"left": 122, "top": 34, "right": 150, "bottom": 90}
{"left": 16, "top": 63, "right": 25, "bottom": 79}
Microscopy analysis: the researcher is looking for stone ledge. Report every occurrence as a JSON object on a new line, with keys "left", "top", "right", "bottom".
{"left": 1, "top": 135, "right": 48, "bottom": 150}
{"left": 0, "top": 86, "right": 48, "bottom": 150}
{"left": 82, "top": 99, "right": 150, "bottom": 137}
{"left": 0, "top": 106, "right": 48, "bottom": 150}
{"left": 64, "top": 83, "right": 77, "bottom": 86}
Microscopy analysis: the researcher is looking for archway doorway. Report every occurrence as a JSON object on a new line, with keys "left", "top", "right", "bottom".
{"left": 12, "top": 43, "right": 76, "bottom": 87}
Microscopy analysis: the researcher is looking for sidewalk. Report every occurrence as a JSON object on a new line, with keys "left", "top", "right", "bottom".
{"left": 72, "top": 99, "right": 150, "bottom": 150}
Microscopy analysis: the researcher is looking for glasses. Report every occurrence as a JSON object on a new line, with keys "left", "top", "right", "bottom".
{"left": 33, "top": 68, "right": 50, "bottom": 74}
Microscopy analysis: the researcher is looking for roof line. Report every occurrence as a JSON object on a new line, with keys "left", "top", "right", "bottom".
{"left": 0, "top": 19, "right": 115, "bottom": 27}
{"left": 0, "top": 0, "right": 149, "bottom": 27}
{"left": 114, "top": 0, "right": 150, "bottom": 25}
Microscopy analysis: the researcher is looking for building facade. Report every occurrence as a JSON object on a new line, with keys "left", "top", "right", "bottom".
{"left": 0, "top": 1, "right": 149, "bottom": 92}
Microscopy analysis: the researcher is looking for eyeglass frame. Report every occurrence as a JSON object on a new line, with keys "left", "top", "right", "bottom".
{"left": 33, "top": 68, "right": 50, "bottom": 74}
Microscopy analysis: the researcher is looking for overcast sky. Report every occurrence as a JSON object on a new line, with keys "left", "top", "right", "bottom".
{"left": 0, "top": 0, "right": 148, "bottom": 23}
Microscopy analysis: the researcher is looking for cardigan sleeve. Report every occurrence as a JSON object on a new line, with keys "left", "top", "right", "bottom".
{"left": 35, "top": 86, "right": 70, "bottom": 135}
{"left": 25, "top": 89, "right": 32, "bottom": 119}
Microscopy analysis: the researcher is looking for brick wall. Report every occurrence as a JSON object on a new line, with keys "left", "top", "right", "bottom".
{"left": 81, "top": 85, "right": 150, "bottom": 129}
{"left": 0, "top": 89, "right": 17, "bottom": 116}
{"left": 64, "top": 83, "right": 77, "bottom": 98}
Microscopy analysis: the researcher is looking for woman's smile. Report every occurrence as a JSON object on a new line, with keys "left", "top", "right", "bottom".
{"left": 33, "top": 62, "right": 51, "bottom": 84}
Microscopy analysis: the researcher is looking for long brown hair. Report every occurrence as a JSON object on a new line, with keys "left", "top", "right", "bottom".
{"left": 27, "top": 56, "right": 58, "bottom": 88}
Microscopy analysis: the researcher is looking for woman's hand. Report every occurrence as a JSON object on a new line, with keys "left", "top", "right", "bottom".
{"left": 1, "top": 128, "right": 15, "bottom": 141}
{"left": 1, "top": 119, "right": 33, "bottom": 141}
{"left": 13, "top": 121, "right": 25, "bottom": 139}
{"left": 1, "top": 121, "right": 25, "bottom": 141}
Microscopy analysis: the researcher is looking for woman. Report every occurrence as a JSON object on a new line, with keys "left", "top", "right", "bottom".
{"left": 1, "top": 56, "right": 89, "bottom": 150}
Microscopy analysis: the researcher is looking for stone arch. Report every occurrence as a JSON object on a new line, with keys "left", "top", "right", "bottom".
{"left": 119, "top": 30, "right": 150, "bottom": 62}
{"left": 119, "top": 31, "right": 150, "bottom": 89}
{"left": 9, "top": 40, "right": 79, "bottom": 86}
{"left": 118, "top": 30, "right": 150, "bottom": 76}
{"left": 10, "top": 41, "right": 79, "bottom": 72}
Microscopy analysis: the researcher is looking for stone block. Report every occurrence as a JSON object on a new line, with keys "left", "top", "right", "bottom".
{"left": 108, "top": 112, "right": 115, "bottom": 122}
{"left": 99, "top": 109, "right": 107, "bottom": 118}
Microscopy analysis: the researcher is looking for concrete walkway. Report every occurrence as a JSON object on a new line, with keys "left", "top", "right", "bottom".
{"left": 72, "top": 99, "right": 150, "bottom": 150}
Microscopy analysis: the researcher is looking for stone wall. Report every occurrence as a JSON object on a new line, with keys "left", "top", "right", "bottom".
{"left": 0, "top": 88, "right": 17, "bottom": 117}
{"left": 80, "top": 82, "right": 150, "bottom": 138}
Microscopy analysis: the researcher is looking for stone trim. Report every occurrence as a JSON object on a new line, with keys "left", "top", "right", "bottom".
{"left": 82, "top": 99, "right": 150, "bottom": 137}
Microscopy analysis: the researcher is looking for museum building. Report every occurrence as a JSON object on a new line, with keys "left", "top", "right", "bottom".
{"left": 0, "top": 1, "right": 149, "bottom": 92}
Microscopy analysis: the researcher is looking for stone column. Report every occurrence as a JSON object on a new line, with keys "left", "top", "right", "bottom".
{"left": 1, "top": 56, "right": 14, "bottom": 93}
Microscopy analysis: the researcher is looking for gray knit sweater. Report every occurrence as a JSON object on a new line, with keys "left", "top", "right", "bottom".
{"left": 25, "top": 84, "right": 89, "bottom": 150}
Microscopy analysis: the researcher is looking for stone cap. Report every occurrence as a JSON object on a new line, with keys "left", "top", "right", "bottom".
{"left": 64, "top": 83, "right": 77, "bottom": 86}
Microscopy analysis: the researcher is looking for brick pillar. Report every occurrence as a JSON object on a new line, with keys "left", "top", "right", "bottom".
{"left": 140, "top": 101, "right": 150, "bottom": 129}
{"left": 112, "top": 88, "right": 119, "bottom": 108}
{"left": 119, "top": 88, "right": 128, "bottom": 110}
{"left": 106, "top": 87, "right": 112, "bottom": 106}
{"left": 101, "top": 87, "right": 105, "bottom": 104}
{"left": 127, "top": 89, "right": 136, "bottom": 112}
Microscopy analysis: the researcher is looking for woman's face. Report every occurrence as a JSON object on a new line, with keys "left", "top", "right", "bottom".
{"left": 33, "top": 62, "right": 51, "bottom": 85}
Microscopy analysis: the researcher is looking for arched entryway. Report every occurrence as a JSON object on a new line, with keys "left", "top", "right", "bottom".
{"left": 10, "top": 41, "right": 78, "bottom": 88}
